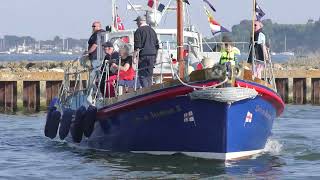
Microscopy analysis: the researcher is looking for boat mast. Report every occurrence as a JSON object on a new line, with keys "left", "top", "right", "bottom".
{"left": 112, "top": 0, "right": 116, "bottom": 31}
{"left": 177, "top": 0, "right": 184, "bottom": 78}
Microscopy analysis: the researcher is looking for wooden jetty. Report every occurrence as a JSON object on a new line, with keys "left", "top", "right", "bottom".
{"left": 0, "top": 70, "right": 320, "bottom": 113}
{"left": 0, "top": 71, "right": 87, "bottom": 113}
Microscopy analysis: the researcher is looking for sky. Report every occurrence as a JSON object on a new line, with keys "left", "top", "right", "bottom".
{"left": 0, "top": 0, "right": 319, "bottom": 40}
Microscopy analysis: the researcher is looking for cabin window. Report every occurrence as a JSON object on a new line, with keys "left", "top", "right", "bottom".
{"left": 109, "top": 36, "right": 130, "bottom": 44}
{"left": 159, "top": 34, "right": 177, "bottom": 50}
{"left": 185, "top": 37, "right": 198, "bottom": 47}
{"left": 109, "top": 36, "right": 131, "bottom": 51}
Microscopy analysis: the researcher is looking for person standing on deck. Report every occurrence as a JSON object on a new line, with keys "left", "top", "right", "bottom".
{"left": 133, "top": 16, "right": 159, "bottom": 88}
{"left": 247, "top": 20, "right": 268, "bottom": 78}
{"left": 86, "top": 21, "right": 105, "bottom": 87}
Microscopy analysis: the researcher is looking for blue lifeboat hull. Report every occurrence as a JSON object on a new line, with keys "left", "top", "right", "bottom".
{"left": 76, "top": 79, "right": 284, "bottom": 160}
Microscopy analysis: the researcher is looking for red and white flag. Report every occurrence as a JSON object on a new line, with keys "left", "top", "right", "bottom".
{"left": 116, "top": 15, "right": 125, "bottom": 31}
{"left": 245, "top": 111, "right": 253, "bottom": 123}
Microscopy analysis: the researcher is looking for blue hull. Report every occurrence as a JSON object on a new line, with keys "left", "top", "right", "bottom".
{"left": 58, "top": 79, "right": 284, "bottom": 160}
{"left": 79, "top": 85, "right": 279, "bottom": 160}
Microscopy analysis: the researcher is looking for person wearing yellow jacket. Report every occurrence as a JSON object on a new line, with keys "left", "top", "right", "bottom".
{"left": 219, "top": 36, "right": 241, "bottom": 83}
{"left": 219, "top": 36, "right": 241, "bottom": 66}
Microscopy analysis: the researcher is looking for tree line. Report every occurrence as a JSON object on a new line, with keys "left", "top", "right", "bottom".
{"left": 208, "top": 18, "right": 320, "bottom": 55}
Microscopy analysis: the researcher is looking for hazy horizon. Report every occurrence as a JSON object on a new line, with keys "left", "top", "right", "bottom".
{"left": 0, "top": 0, "right": 319, "bottom": 40}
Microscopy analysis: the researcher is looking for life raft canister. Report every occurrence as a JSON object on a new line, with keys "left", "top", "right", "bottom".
{"left": 82, "top": 105, "right": 97, "bottom": 138}
{"left": 58, "top": 108, "right": 74, "bottom": 140}
{"left": 44, "top": 106, "right": 61, "bottom": 139}
{"left": 70, "top": 106, "right": 86, "bottom": 143}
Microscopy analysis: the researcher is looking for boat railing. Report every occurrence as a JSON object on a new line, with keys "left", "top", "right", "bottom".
{"left": 202, "top": 41, "right": 277, "bottom": 90}
{"left": 58, "top": 39, "right": 277, "bottom": 106}
{"left": 92, "top": 41, "right": 190, "bottom": 102}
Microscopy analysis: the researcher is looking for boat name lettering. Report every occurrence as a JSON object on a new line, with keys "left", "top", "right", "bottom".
{"left": 135, "top": 105, "right": 182, "bottom": 121}
{"left": 255, "top": 105, "right": 272, "bottom": 121}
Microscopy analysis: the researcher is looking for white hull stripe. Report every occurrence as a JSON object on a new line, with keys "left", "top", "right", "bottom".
{"left": 131, "top": 149, "right": 263, "bottom": 160}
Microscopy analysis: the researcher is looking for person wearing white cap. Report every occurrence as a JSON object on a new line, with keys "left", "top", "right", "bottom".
{"left": 133, "top": 15, "right": 159, "bottom": 88}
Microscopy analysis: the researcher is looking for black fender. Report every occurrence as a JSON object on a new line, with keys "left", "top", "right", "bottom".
{"left": 44, "top": 107, "right": 61, "bottom": 139}
{"left": 58, "top": 108, "right": 74, "bottom": 140}
{"left": 82, "top": 105, "right": 97, "bottom": 138}
{"left": 70, "top": 106, "right": 86, "bottom": 143}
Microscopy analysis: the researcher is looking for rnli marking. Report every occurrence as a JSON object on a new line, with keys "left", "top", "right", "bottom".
{"left": 184, "top": 111, "right": 196, "bottom": 126}
{"left": 244, "top": 111, "right": 253, "bottom": 127}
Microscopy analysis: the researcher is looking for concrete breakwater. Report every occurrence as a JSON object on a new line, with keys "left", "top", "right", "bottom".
{"left": 0, "top": 61, "right": 320, "bottom": 113}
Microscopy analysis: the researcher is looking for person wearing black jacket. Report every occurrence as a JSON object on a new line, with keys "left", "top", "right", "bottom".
{"left": 247, "top": 20, "right": 267, "bottom": 63}
{"left": 133, "top": 16, "right": 159, "bottom": 88}
{"left": 86, "top": 21, "right": 105, "bottom": 91}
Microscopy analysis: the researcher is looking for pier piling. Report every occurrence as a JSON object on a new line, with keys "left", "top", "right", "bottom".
{"left": 293, "top": 78, "right": 307, "bottom": 104}
{"left": 23, "top": 81, "right": 40, "bottom": 112}
{"left": 312, "top": 78, "right": 320, "bottom": 105}
{"left": 46, "top": 81, "right": 62, "bottom": 106}
{"left": 0, "top": 82, "right": 17, "bottom": 113}
{"left": 275, "top": 78, "right": 289, "bottom": 103}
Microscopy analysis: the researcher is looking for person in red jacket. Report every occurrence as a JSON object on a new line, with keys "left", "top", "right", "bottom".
{"left": 104, "top": 45, "right": 135, "bottom": 97}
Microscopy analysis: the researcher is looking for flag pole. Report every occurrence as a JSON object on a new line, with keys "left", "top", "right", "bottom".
{"left": 252, "top": 0, "right": 256, "bottom": 44}
{"left": 251, "top": 0, "right": 256, "bottom": 70}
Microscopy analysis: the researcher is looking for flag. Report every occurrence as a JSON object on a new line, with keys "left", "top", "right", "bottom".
{"left": 255, "top": 2, "right": 265, "bottom": 21}
{"left": 204, "top": 7, "right": 229, "bottom": 35}
{"left": 182, "top": 0, "right": 190, "bottom": 5}
{"left": 116, "top": 15, "right": 125, "bottom": 30}
{"left": 203, "top": 0, "right": 216, "bottom": 12}
{"left": 245, "top": 111, "right": 253, "bottom": 123}
{"left": 157, "top": 3, "right": 165, "bottom": 12}
{"left": 147, "top": 0, "right": 154, "bottom": 8}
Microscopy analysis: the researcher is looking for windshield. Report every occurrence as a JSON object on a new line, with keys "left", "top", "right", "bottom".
{"left": 158, "top": 34, "right": 198, "bottom": 50}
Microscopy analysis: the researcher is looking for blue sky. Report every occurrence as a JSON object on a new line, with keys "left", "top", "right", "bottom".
{"left": 0, "top": 0, "right": 319, "bottom": 40}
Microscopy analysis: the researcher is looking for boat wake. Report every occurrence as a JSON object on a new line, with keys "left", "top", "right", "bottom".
{"left": 263, "top": 139, "right": 283, "bottom": 156}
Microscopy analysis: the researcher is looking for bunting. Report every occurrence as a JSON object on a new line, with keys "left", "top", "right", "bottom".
{"left": 183, "top": 0, "right": 190, "bottom": 5}
{"left": 158, "top": 3, "right": 165, "bottom": 12}
{"left": 255, "top": 2, "right": 265, "bottom": 21}
{"left": 204, "top": 7, "right": 229, "bottom": 35}
{"left": 203, "top": 0, "right": 216, "bottom": 12}
{"left": 147, "top": 0, "right": 155, "bottom": 8}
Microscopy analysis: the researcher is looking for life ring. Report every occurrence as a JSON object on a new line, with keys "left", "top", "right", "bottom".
{"left": 70, "top": 106, "right": 86, "bottom": 143}
{"left": 83, "top": 105, "right": 97, "bottom": 138}
{"left": 58, "top": 108, "right": 74, "bottom": 140}
{"left": 44, "top": 107, "right": 61, "bottom": 139}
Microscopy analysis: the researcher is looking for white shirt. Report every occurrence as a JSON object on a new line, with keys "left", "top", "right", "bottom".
{"left": 257, "top": 32, "right": 266, "bottom": 45}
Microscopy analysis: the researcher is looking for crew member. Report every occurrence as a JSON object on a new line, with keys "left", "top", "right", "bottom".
{"left": 133, "top": 16, "right": 159, "bottom": 88}
{"left": 248, "top": 20, "right": 268, "bottom": 78}
{"left": 100, "top": 41, "right": 119, "bottom": 95}
{"left": 86, "top": 21, "right": 105, "bottom": 88}
{"left": 219, "top": 36, "right": 240, "bottom": 66}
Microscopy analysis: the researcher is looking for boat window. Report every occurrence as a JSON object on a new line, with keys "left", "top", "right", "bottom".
{"left": 109, "top": 36, "right": 130, "bottom": 51}
{"left": 109, "top": 36, "right": 130, "bottom": 44}
{"left": 159, "top": 34, "right": 177, "bottom": 50}
{"left": 185, "top": 36, "right": 198, "bottom": 47}
{"left": 159, "top": 34, "right": 199, "bottom": 50}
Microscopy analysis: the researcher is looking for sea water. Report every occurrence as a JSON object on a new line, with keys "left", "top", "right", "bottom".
{"left": 0, "top": 105, "right": 319, "bottom": 179}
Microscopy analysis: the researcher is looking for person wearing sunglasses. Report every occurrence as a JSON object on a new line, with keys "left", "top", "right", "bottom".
{"left": 86, "top": 21, "right": 106, "bottom": 98}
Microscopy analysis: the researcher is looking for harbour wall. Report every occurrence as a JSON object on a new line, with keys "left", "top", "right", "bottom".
{"left": 0, "top": 70, "right": 319, "bottom": 113}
